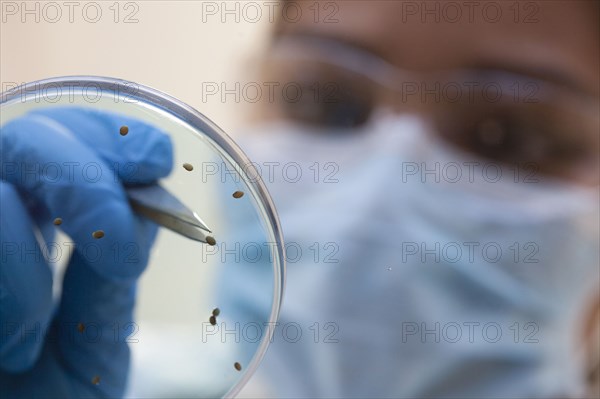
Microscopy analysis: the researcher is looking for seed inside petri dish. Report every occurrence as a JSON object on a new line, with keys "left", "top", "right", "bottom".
{"left": 206, "top": 236, "right": 216, "bottom": 246}
{"left": 183, "top": 163, "right": 194, "bottom": 171}
{"left": 77, "top": 323, "right": 85, "bottom": 333}
{"left": 53, "top": 217, "right": 62, "bottom": 226}
{"left": 234, "top": 362, "right": 242, "bottom": 371}
{"left": 209, "top": 315, "right": 217, "bottom": 326}
{"left": 212, "top": 308, "right": 220, "bottom": 317}
{"left": 119, "top": 126, "right": 129, "bottom": 136}
{"left": 91, "top": 375, "right": 100, "bottom": 385}
{"left": 232, "top": 191, "right": 244, "bottom": 199}
{"left": 92, "top": 230, "right": 105, "bottom": 239}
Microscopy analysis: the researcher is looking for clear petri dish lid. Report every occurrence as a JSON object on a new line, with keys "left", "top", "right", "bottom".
{"left": 1, "top": 76, "right": 285, "bottom": 398}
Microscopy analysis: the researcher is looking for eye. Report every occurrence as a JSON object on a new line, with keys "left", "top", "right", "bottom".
{"left": 411, "top": 67, "right": 598, "bottom": 183}
{"left": 435, "top": 105, "right": 594, "bottom": 177}
{"left": 278, "top": 81, "right": 374, "bottom": 130}
{"left": 474, "top": 114, "right": 588, "bottom": 166}
{"left": 264, "top": 57, "right": 376, "bottom": 131}
{"left": 468, "top": 116, "right": 538, "bottom": 163}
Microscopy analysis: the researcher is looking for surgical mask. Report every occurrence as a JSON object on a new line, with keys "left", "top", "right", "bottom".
{"left": 223, "top": 110, "right": 599, "bottom": 398}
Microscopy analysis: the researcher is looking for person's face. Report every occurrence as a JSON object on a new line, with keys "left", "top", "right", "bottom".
{"left": 264, "top": 0, "right": 599, "bottom": 186}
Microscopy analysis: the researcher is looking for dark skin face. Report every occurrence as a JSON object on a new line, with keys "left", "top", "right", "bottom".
{"left": 265, "top": 0, "right": 600, "bottom": 185}
{"left": 267, "top": 2, "right": 600, "bottom": 390}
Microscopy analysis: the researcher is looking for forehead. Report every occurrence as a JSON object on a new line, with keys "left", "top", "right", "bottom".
{"left": 276, "top": 1, "right": 599, "bottom": 93}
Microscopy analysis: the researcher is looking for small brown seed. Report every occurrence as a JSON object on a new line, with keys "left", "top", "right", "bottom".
{"left": 77, "top": 323, "right": 85, "bottom": 333}
{"left": 92, "top": 230, "right": 105, "bottom": 239}
{"left": 119, "top": 126, "right": 129, "bottom": 136}
{"left": 209, "top": 315, "right": 216, "bottom": 326}
{"left": 232, "top": 191, "right": 244, "bottom": 199}
{"left": 91, "top": 375, "right": 100, "bottom": 385}
{"left": 212, "top": 308, "right": 220, "bottom": 317}
{"left": 206, "top": 236, "right": 216, "bottom": 246}
{"left": 183, "top": 163, "right": 194, "bottom": 171}
{"left": 53, "top": 217, "right": 62, "bottom": 226}
{"left": 234, "top": 362, "right": 242, "bottom": 371}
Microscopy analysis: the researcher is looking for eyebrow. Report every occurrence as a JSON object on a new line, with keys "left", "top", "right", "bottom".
{"left": 465, "top": 60, "right": 595, "bottom": 98}
{"left": 272, "top": 31, "right": 596, "bottom": 98}
{"left": 273, "top": 30, "right": 390, "bottom": 61}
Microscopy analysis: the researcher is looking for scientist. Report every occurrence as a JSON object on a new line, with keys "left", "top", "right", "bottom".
{"left": 222, "top": 1, "right": 600, "bottom": 398}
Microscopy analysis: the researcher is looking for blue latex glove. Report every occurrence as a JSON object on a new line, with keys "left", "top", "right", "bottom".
{"left": 0, "top": 107, "right": 173, "bottom": 397}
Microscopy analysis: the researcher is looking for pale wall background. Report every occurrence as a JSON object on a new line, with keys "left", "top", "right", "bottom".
{"left": 1, "top": 0, "right": 271, "bottom": 133}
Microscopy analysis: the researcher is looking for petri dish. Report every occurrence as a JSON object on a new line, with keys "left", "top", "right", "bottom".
{"left": 0, "top": 76, "right": 285, "bottom": 398}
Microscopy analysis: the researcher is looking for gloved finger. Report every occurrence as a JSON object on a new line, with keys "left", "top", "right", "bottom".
{"left": 14, "top": 184, "right": 58, "bottom": 254}
{"left": 28, "top": 107, "right": 173, "bottom": 184}
{"left": 0, "top": 180, "right": 54, "bottom": 373}
{"left": 1, "top": 114, "right": 155, "bottom": 280}
{"left": 51, "top": 214, "right": 159, "bottom": 398}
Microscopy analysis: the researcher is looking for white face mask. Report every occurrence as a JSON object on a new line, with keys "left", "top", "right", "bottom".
{"left": 226, "top": 111, "right": 599, "bottom": 398}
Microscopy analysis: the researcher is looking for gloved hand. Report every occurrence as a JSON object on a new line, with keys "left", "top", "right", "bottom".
{"left": 0, "top": 107, "right": 173, "bottom": 398}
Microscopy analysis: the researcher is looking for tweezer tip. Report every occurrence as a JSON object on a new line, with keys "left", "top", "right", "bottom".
{"left": 192, "top": 211, "right": 212, "bottom": 233}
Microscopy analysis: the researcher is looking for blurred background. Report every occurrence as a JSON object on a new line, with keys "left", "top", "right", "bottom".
{"left": 0, "top": 1, "right": 269, "bottom": 134}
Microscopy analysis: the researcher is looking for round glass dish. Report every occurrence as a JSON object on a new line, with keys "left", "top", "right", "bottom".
{"left": 0, "top": 76, "right": 285, "bottom": 398}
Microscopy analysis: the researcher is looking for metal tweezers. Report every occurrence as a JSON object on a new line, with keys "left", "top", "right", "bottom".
{"left": 126, "top": 184, "right": 214, "bottom": 244}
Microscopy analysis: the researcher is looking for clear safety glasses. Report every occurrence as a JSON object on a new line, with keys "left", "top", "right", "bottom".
{"left": 262, "top": 34, "right": 600, "bottom": 185}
